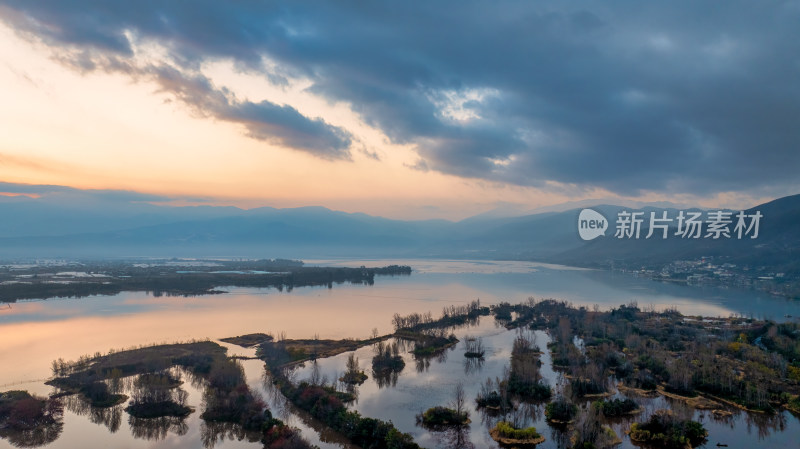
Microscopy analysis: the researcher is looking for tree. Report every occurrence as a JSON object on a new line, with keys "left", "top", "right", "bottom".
{"left": 451, "top": 382, "right": 466, "bottom": 418}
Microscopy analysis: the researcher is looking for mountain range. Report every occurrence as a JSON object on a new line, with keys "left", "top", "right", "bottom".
{"left": 0, "top": 192, "right": 797, "bottom": 276}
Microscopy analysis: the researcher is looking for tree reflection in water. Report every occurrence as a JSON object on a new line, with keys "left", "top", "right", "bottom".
{"left": 0, "top": 392, "right": 63, "bottom": 448}
{"left": 129, "top": 415, "right": 188, "bottom": 441}
{"left": 463, "top": 356, "right": 484, "bottom": 375}
{"left": 413, "top": 345, "right": 451, "bottom": 373}
{"left": 373, "top": 368, "right": 400, "bottom": 388}
{"left": 0, "top": 422, "right": 63, "bottom": 448}
{"left": 429, "top": 426, "right": 475, "bottom": 449}
{"left": 200, "top": 420, "right": 260, "bottom": 449}
{"left": 62, "top": 394, "right": 123, "bottom": 433}
{"left": 549, "top": 423, "right": 571, "bottom": 449}
{"left": 744, "top": 409, "right": 788, "bottom": 440}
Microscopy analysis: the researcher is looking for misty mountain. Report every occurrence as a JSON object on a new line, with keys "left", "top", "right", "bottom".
{"left": 0, "top": 193, "right": 246, "bottom": 237}
{"left": 549, "top": 194, "right": 800, "bottom": 274}
{"left": 0, "top": 193, "right": 797, "bottom": 275}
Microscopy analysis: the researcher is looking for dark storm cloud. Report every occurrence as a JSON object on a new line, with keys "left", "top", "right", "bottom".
{"left": 148, "top": 66, "right": 352, "bottom": 159}
{"left": 1, "top": 0, "right": 799, "bottom": 194}
{"left": 0, "top": 1, "right": 353, "bottom": 160}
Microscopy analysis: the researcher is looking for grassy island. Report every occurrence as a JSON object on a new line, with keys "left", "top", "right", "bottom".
{"left": 490, "top": 421, "right": 545, "bottom": 446}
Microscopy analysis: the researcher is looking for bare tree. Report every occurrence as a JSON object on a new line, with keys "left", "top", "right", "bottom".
{"left": 451, "top": 381, "right": 467, "bottom": 419}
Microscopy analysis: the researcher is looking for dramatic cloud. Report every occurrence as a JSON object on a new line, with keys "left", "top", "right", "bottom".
{"left": 148, "top": 65, "right": 353, "bottom": 159}
{"left": 1, "top": 1, "right": 798, "bottom": 195}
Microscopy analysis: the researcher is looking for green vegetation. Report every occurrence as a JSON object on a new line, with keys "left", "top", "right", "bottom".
{"left": 545, "top": 397, "right": 578, "bottom": 423}
{"left": 417, "top": 382, "right": 470, "bottom": 429}
{"left": 339, "top": 353, "right": 368, "bottom": 385}
{"left": 397, "top": 331, "right": 458, "bottom": 356}
{"left": 262, "top": 415, "right": 317, "bottom": 449}
{"left": 33, "top": 295, "right": 800, "bottom": 448}
{"left": 506, "top": 330, "right": 552, "bottom": 401}
{"left": 788, "top": 395, "right": 800, "bottom": 414}
{"left": 629, "top": 411, "right": 707, "bottom": 449}
{"left": 255, "top": 332, "right": 421, "bottom": 448}
{"left": 489, "top": 421, "right": 545, "bottom": 446}
{"left": 570, "top": 403, "right": 622, "bottom": 449}
{"left": 276, "top": 378, "right": 420, "bottom": 449}
{"left": 416, "top": 406, "right": 469, "bottom": 428}
{"left": 200, "top": 359, "right": 267, "bottom": 430}
{"left": 475, "top": 378, "right": 512, "bottom": 412}
{"left": 371, "top": 340, "right": 405, "bottom": 373}
{"left": 493, "top": 421, "right": 542, "bottom": 440}
{"left": 496, "top": 298, "right": 800, "bottom": 413}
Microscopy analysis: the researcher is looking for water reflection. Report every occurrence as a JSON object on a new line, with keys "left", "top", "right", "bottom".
{"left": 62, "top": 395, "right": 123, "bottom": 433}
{"left": 4, "top": 260, "right": 800, "bottom": 449}
{"left": 463, "top": 356, "right": 484, "bottom": 375}
{"left": 743, "top": 409, "right": 788, "bottom": 440}
{"left": 413, "top": 347, "right": 452, "bottom": 373}
{"left": 0, "top": 422, "right": 63, "bottom": 449}
{"left": 547, "top": 424, "right": 571, "bottom": 449}
{"left": 258, "top": 370, "right": 357, "bottom": 449}
{"left": 429, "top": 426, "right": 475, "bottom": 449}
{"left": 129, "top": 415, "right": 188, "bottom": 441}
{"left": 370, "top": 368, "right": 397, "bottom": 388}
{"left": 200, "top": 421, "right": 259, "bottom": 449}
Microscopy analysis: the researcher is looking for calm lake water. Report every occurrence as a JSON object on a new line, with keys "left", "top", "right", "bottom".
{"left": 1, "top": 259, "right": 799, "bottom": 449}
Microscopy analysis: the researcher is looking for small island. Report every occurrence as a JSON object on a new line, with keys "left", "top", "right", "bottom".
{"left": 371, "top": 340, "right": 406, "bottom": 374}
{"left": 125, "top": 372, "right": 193, "bottom": 418}
{"left": 490, "top": 421, "right": 545, "bottom": 446}
{"left": 416, "top": 383, "right": 470, "bottom": 429}
{"left": 463, "top": 335, "right": 485, "bottom": 358}
{"left": 628, "top": 410, "right": 707, "bottom": 449}
{"left": 416, "top": 406, "right": 469, "bottom": 428}
{"left": 544, "top": 397, "right": 577, "bottom": 424}
{"left": 0, "top": 390, "right": 63, "bottom": 446}
{"left": 339, "top": 353, "right": 368, "bottom": 385}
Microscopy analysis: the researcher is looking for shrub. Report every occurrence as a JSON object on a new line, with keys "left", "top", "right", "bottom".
{"left": 629, "top": 411, "right": 707, "bottom": 448}
{"left": 493, "top": 421, "right": 541, "bottom": 440}
{"left": 416, "top": 406, "right": 469, "bottom": 427}
{"left": 545, "top": 398, "right": 577, "bottom": 422}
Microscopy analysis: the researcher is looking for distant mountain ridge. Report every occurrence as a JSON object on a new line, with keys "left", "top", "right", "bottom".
{"left": 0, "top": 193, "right": 797, "bottom": 279}
{"left": 550, "top": 194, "right": 800, "bottom": 273}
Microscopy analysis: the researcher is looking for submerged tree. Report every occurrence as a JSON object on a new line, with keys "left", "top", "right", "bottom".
{"left": 339, "top": 353, "right": 368, "bottom": 385}
{"left": 126, "top": 371, "right": 192, "bottom": 419}
{"left": 463, "top": 336, "right": 485, "bottom": 358}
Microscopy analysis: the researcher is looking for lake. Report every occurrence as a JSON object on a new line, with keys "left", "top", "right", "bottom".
{"left": 1, "top": 259, "right": 799, "bottom": 449}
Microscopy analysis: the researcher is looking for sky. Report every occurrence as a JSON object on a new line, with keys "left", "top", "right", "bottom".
{"left": 0, "top": 1, "right": 798, "bottom": 220}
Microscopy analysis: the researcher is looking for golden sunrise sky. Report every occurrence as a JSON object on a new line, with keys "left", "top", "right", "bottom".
{"left": 0, "top": 3, "right": 796, "bottom": 220}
